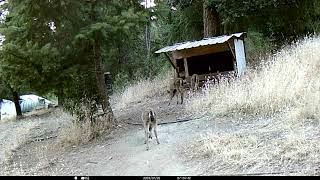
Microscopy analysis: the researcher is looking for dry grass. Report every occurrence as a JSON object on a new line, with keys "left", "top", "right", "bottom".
{"left": 5, "top": 144, "right": 59, "bottom": 176}
{"left": 185, "top": 127, "right": 320, "bottom": 175}
{"left": 0, "top": 108, "right": 69, "bottom": 175}
{"left": 187, "top": 36, "right": 320, "bottom": 118}
{"left": 1, "top": 108, "right": 85, "bottom": 175}
{"left": 56, "top": 118, "right": 92, "bottom": 148}
{"left": 184, "top": 36, "right": 320, "bottom": 175}
{"left": 0, "top": 121, "right": 37, "bottom": 166}
{"left": 111, "top": 70, "right": 173, "bottom": 110}
{"left": 56, "top": 107, "right": 112, "bottom": 148}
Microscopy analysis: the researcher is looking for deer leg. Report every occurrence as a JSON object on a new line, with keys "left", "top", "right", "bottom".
{"left": 168, "top": 90, "right": 176, "bottom": 106}
{"left": 154, "top": 127, "right": 160, "bottom": 144}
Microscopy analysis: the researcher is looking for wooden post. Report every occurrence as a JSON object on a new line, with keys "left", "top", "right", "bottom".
{"left": 227, "top": 41, "right": 236, "bottom": 60}
{"left": 183, "top": 58, "right": 189, "bottom": 78}
{"left": 227, "top": 41, "right": 238, "bottom": 74}
{"left": 164, "top": 53, "right": 178, "bottom": 74}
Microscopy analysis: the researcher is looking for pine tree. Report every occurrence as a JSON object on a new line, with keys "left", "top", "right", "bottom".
{"left": 0, "top": 0, "right": 146, "bottom": 126}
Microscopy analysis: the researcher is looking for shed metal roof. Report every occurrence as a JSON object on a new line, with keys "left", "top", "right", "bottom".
{"left": 155, "top": 32, "right": 245, "bottom": 54}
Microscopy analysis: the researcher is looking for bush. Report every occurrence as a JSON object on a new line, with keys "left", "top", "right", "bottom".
{"left": 245, "top": 30, "right": 276, "bottom": 66}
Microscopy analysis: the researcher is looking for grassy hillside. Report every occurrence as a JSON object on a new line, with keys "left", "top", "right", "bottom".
{"left": 187, "top": 36, "right": 320, "bottom": 119}
{"left": 183, "top": 36, "right": 320, "bottom": 175}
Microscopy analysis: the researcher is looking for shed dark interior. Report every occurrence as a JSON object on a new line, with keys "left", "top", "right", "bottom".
{"left": 186, "top": 50, "right": 234, "bottom": 76}
{"left": 176, "top": 58, "right": 185, "bottom": 72}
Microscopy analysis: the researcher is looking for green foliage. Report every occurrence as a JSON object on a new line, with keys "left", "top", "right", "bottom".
{"left": 0, "top": 77, "right": 11, "bottom": 100}
{"left": 113, "top": 73, "right": 131, "bottom": 93}
{"left": 210, "top": 0, "right": 319, "bottom": 42}
{"left": 155, "top": 0, "right": 203, "bottom": 43}
{"left": 244, "top": 30, "right": 276, "bottom": 66}
{"left": 1, "top": 0, "right": 319, "bottom": 117}
{"left": 152, "top": 0, "right": 320, "bottom": 66}
{"left": 42, "top": 91, "right": 58, "bottom": 103}
{"left": 112, "top": 55, "right": 171, "bottom": 94}
{"left": 0, "top": 0, "right": 147, "bottom": 119}
{"left": 159, "top": 0, "right": 320, "bottom": 43}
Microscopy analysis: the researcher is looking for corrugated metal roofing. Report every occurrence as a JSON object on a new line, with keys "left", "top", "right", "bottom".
{"left": 155, "top": 32, "right": 245, "bottom": 54}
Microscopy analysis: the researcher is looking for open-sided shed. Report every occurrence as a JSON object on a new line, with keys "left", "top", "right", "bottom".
{"left": 155, "top": 32, "right": 247, "bottom": 84}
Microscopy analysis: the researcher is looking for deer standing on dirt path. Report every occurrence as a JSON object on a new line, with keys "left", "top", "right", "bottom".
{"left": 141, "top": 109, "right": 160, "bottom": 151}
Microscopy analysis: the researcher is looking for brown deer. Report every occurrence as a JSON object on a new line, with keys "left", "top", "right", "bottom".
{"left": 190, "top": 74, "right": 200, "bottom": 91}
{"left": 168, "top": 77, "right": 184, "bottom": 105}
{"left": 141, "top": 109, "right": 160, "bottom": 150}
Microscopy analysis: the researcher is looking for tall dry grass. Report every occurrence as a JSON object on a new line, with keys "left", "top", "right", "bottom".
{"left": 111, "top": 70, "right": 173, "bottom": 110}
{"left": 55, "top": 92, "right": 122, "bottom": 148}
{"left": 56, "top": 106, "right": 111, "bottom": 148}
{"left": 56, "top": 118, "right": 92, "bottom": 148}
{"left": 187, "top": 36, "right": 320, "bottom": 119}
{"left": 183, "top": 36, "right": 320, "bottom": 175}
{"left": 185, "top": 128, "right": 320, "bottom": 175}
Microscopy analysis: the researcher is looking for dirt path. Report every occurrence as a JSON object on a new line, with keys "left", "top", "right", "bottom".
{"left": 0, "top": 96, "right": 236, "bottom": 176}
{"left": 0, "top": 119, "right": 38, "bottom": 174}
{"left": 60, "top": 124, "right": 196, "bottom": 176}
{"left": 47, "top": 115, "right": 231, "bottom": 176}
{"left": 0, "top": 109, "right": 71, "bottom": 175}
{"left": 1, "top": 97, "right": 319, "bottom": 175}
{"left": 0, "top": 113, "right": 231, "bottom": 176}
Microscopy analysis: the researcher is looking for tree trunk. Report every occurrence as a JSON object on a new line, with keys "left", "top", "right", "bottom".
{"left": 203, "top": 2, "right": 220, "bottom": 38}
{"left": 144, "top": 0, "right": 153, "bottom": 77}
{"left": 93, "top": 44, "right": 115, "bottom": 124}
{"left": 90, "top": 1, "right": 115, "bottom": 125}
{"left": 12, "top": 90, "right": 22, "bottom": 117}
{"left": 6, "top": 82, "right": 22, "bottom": 117}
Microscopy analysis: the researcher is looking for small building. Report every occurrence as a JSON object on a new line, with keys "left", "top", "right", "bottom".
{"left": 0, "top": 94, "right": 55, "bottom": 120}
{"left": 155, "top": 32, "right": 247, "bottom": 85}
